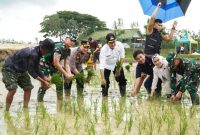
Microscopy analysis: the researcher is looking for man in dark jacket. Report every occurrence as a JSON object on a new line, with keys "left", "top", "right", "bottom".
{"left": 2, "top": 38, "right": 55, "bottom": 111}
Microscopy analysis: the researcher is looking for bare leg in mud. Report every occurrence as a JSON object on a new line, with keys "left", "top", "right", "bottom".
{"left": 23, "top": 90, "right": 31, "bottom": 108}
{"left": 5, "top": 90, "right": 16, "bottom": 111}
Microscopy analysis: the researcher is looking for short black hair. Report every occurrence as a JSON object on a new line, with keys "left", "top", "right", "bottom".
{"left": 133, "top": 50, "right": 144, "bottom": 59}
{"left": 88, "top": 37, "right": 92, "bottom": 41}
{"left": 154, "top": 19, "right": 162, "bottom": 23}
{"left": 39, "top": 38, "right": 55, "bottom": 53}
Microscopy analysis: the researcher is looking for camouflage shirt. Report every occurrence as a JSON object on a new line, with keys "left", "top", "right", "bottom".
{"left": 167, "top": 53, "right": 200, "bottom": 95}
{"left": 69, "top": 47, "right": 90, "bottom": 73}
{"left": 40, "top": 42, "right": 71, "bottom": 75}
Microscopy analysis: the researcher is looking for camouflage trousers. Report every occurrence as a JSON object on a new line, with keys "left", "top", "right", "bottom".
{"left": 2, "top": 66, "right": 34, "bottom": 91}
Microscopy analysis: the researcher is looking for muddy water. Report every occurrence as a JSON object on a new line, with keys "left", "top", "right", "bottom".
{"left": 0, "top": 65, "right": 200, "bottom": 135}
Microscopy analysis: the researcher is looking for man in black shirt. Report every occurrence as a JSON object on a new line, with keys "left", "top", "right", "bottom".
{"left": 144, "top": 2, "right": 177, "bottom": 57}
{"left": 131, "top": 50, "right": 162, "bottom": 96}
{"left": 2, "top": 38, "right": 55, "bottom": 111}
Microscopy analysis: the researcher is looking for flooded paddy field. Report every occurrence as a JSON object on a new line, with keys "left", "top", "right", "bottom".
{"left": 0, "top": 65, "right": 200, "bottom": 135}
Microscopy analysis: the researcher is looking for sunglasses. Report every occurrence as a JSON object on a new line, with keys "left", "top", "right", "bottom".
{"left": 83, "top": 46, "right": 90, "bottom": 49}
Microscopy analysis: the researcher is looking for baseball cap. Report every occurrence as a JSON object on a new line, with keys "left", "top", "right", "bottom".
{"left": 106, "top": 33, "right": 116, "bottom": 43}
{"left": 63, "top": 32, "right": 78, "bottom": 42}
{"left": 81, "top": 39, "right": 90, "bottom": 47}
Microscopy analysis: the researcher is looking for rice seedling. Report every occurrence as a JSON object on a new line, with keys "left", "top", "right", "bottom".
{"left": 115, "top": 60, "right": 123, "bottom": 77}
{"left": 51, "top": 73, "right": 63, "bottom": 89}
{"left": 127, "top": 113, "right": 133, "bottom": 132}
{"left": 125, "top": 65, "right": 131, "bottom": 72}
{"left": 85, "top": 69, "right": 95, "bottom": 83}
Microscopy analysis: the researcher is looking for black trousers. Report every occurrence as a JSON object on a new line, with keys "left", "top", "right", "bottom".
{"left": 101, "top": 67, "right": 127, "bottom": 96}
{"left": 64, "top": 71, "right": 84, "bottom": 96}
{"left": 144, "top": 75, "right": 162, "bottom": 96}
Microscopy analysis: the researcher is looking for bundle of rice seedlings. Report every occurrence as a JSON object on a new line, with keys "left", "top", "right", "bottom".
{"left": 115, "top": 60, "right": 123, "bottom": 77}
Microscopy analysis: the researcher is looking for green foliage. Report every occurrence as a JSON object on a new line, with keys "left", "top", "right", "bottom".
{"left": 40, "top": 11, "right": 107, "bottom": 39}
{"left": 51, "top": 73, "right": 63, "bottom": 89}
{"left": 75, "top": 73, "right": 85, "bottom": 86}
{"left": 125, "top": 65, "right": 130, "bottom": 72}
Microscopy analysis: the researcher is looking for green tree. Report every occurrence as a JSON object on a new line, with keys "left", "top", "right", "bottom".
{"left": 40, "top": 11, "right": 107, "bottom": 40}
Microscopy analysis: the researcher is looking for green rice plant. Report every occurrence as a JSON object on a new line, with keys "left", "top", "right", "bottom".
{"left": 59, "top": 119, "right": 67, "bottom": 135}
{"left": 85, "top": 69, "right": 95, "bottom": 83}
{"left": 74, "top": 114, "right": 81, "bottom": 131}
{"left": 125, "top": 65, "right": 131, "bottom": 72}
{"left": 53, "top": 117, "right": 58, "bottom": 131}
{"left": 87, "top": 120, "right": 96, "bottom": 135}
{"left": 51, "top": 73, "right": 63, "bottom": 90}
{"left": 101, "top": 100, "right": 109, "bottom": 124}
{"left": 127, "top": 114, "right": 133, "bottom": 132}
{"left": 33, "top": 118, "right": 40, "bottom": 135}
{"left": 115, "top": 60, "right": 123, "bottom": 77}
{"left": 189, "top": 106, "right": 196, "bottom": 119}
{"left": 75, "top": 73, "right": 85, "bottom": 87}
{"left": 23, "top": 110, "right": 31, "bottom": 129}
{"left": 93, "top": 99, "right": 99, "bottom": 123}
{"left": 179, "top": 116, "right": 188, "bottom": 135}
{"left": 146, "top": 110, "right": 154, "bottom": 135}
{"left": 103, "top": 121, "right": 111, "bottom": 135}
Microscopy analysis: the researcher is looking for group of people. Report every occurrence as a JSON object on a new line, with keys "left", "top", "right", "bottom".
{"left": 131, "top": 2, "right": 200, "bottom": 105}
{"left": 2, "top": 2, "right": 200, "bottom": 112}
{"left": 1, "top": 31, "right": 127, "bottom": 111}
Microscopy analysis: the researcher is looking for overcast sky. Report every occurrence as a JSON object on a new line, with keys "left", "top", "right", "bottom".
{"left": 0, "top": 0, "right": 199, "bottom": 42}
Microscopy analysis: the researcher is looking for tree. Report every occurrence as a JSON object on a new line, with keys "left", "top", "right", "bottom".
{"left": 112, "top": 18, "right": 124, "bottom": 36}
{"left": 40, "top": 11, "right": 107, "bottom": 40}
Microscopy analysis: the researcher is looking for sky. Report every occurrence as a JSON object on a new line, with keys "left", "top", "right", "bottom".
{"left": 0, "top": 0, "right": 199, "bottom": 43}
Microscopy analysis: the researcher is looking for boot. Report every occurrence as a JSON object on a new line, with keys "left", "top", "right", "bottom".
{"left": 119, "top": 85, "right": 126, "bottom": 97}
{"left": 37, "top": 87, "right": 46, "bottom": 102}
{"left": 102, "top": 85, "right": 108, "bottom": 97}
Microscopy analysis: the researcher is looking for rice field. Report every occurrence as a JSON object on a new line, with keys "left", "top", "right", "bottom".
{"left": 0, "top": 64, "right": 200, "bottom": 135}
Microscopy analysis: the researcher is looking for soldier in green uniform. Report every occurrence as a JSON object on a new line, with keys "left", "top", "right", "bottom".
{"left": 166, "top": 53, "right": 200, "bottom": 105}
{"left": 37, "top": 33, "right": 77, "bottom": 101}
{"left": 64, "top": 39, "right": 90, "bottom": 97}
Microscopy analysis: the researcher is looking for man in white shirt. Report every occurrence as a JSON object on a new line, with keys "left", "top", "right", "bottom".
{"left": 99, "top": 33, "right": 127, "bottom": 97}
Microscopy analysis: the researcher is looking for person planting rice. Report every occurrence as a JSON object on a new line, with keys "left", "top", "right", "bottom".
{"left": 167, "top": 53, "right": 200, "bottom": 105}
{"left": 2, "top": 38, "right": 55, "bottom": 111}
{"left": 99, "top": 33, "right": 127, "bottom": 97}
{"left": 37, "top": 33, "right": 76, "bottom": 101}
{"left": 64, "top": 39, "right": 90, "bottom": 97}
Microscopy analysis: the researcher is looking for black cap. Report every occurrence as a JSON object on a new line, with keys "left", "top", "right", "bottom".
{"left": 81, "top": 39, "right": 90, "bottom": 47}
{"left": 106, "top": 33, "right": 115, "bottom": 42}
{"left": 154, "top": 19, "right": 163, "bottom": 23}
{"left": 39, "top": 38, "right": 55, "bottom": 53}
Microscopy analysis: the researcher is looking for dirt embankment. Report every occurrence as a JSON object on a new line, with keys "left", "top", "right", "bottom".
{"left": 0, "top": 49, "right": 18, "bottom": 62}
{"left": 0, "top": 44, "right": 34, "bottom": 62}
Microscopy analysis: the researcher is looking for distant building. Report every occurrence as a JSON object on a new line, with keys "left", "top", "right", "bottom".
{"left": 86, "top": 28, "right": 144, "bottom": 48}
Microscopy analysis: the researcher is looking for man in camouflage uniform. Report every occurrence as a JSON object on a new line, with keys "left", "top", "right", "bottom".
{"left": 166, "top": 53, "right": 200, "bottom": 105}
{"left": 37, "top": 33, "right": 77, "bottom": 101}
{"left": 2, "top": 38, "right": 55, "bottom": 111}
{"left": 64, "top": 39, "right": 90, "bottom": 97}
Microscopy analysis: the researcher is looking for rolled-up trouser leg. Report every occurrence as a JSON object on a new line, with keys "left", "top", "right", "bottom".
{"left": 102, "top": 69, "right": 111, "bottom": 97}
{"left": 101, "top": 85, "right": 108, "bottom": 97}
{"left": 64, "top": 81, "right": 72, "bottom": 97}
{"left": 189, "top": 91, "right": 200, "bottom": 105}
{"left": 76, "top": 77, "right": 84, "bottom": 97}
{"left": 114, "top": 67, "right": 127, "bottom": 97}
